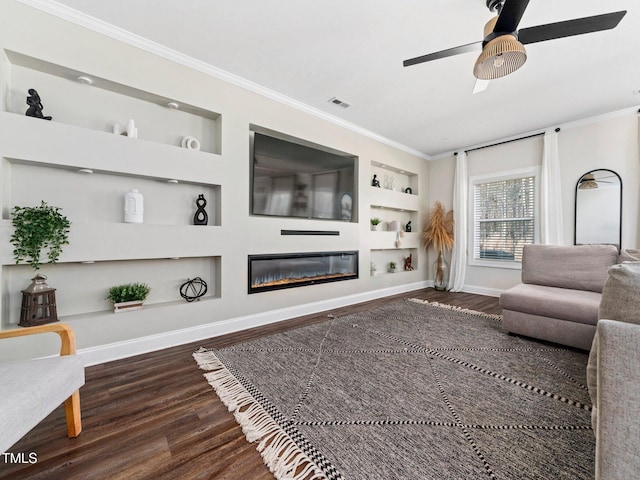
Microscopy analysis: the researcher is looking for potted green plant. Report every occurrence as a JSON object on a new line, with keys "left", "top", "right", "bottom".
{"left": 388, "top": 261, "right": 397, "bottom": 273}
{"left": 370, "top": 217, "right": 382, "bottom": 231}
{"left": 107, "top": 282, "right": 151, "bottom": 313}
{"left": 11, "top": 201, "right": 71, "bottom": 271}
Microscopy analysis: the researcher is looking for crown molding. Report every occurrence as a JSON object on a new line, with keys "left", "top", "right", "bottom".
{"left": 16, "top": 0, "right": 431, "bottom": 160}
{"left": 430, "top": 104, "right": 640, "bottom": 161}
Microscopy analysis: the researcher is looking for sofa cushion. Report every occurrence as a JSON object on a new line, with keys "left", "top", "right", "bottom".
{"left": 618, "top": 248, "right": 640, "bottom": 263}
{"left": 587, "top": 262, "right": 640, "bottom": 433}
{"left": 0, "top": 355, "right": 85, "bottom": 453}
{"left": 521, "top": 244, "right": 618, "bottom": 293}
{"left": 500, "top": 283, "right": 601, "bottom": 326}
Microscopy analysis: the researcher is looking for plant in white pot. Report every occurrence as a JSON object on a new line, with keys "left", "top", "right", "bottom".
{"left": 370, "top": 217, "right": 382, "bottom": 231}
{"left": 107, "top": 282, "right": 151, "bottom": 313}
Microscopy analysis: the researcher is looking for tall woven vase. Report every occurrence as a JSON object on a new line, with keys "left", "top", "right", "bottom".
{"left": 432, "top": 250, "right": 449, "bottom": 291}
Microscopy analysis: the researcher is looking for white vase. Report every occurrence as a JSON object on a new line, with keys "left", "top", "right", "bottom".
{"left": 126, "top": 119, "right": 137, "bottom": 138}
{"left": 124, "top": 189, "right": 144, "bottom": 223}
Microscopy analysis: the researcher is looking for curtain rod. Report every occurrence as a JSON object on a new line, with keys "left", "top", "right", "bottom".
{"left": 455, "top": 127, "right": 560, "bottom": 155}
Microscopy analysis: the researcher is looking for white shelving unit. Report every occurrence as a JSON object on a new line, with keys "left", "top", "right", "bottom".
{"left": 369, "top": 162, "right": 421, "bottom": 276}
{"left": 0, "top": 49, "right": 224, "bottom": 328}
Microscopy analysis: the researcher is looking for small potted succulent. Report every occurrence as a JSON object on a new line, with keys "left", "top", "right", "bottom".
{"left": 370, "top": 217, "right": 382, "bottom": 231}
{"left": 388, "top": 261, "right": 398, "bottom": 273}
{"left": 107, "top": 282, "right": 151, "bottom": 313}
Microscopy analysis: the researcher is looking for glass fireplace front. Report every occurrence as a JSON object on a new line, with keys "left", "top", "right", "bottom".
{"left": 248, "top": 251, "right": 358, "bottom": 293}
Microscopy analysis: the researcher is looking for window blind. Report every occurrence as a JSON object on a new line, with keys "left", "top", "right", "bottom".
{"left": 473, "top": 176, "right": 535, "bottom": 262}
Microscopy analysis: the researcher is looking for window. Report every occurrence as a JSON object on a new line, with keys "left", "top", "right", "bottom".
{"left": 470, "top": 168, "right": 538, "bottom": 267}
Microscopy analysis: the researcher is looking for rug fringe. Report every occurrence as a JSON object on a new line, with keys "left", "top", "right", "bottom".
{"left": 193, "top": 349, "right": 329, "bottom": 480}
{"left": 408, "top": 298, "right": 502, "bottom": 321}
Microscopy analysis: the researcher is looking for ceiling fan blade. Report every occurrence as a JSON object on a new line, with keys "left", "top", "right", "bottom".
{"left": 472, "top": 78, "right": 490, "bottom": 94}
{"left": 494, "top": 0, "right": 530, "bottom": 33}
{"left": 403, "top": 41, "right": 482, "bottom": 67}
{"left": 518, "top": 11, "right": 626, "bottom": 45}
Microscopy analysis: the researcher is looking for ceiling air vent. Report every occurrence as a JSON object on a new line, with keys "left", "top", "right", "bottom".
{"left": 328, "top": 97, "right": 351, "bottom": 109}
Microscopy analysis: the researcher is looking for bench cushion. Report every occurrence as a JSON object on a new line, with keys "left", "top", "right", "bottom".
{"left": 500, "top": 283, "right": 601, "bottom": 326}
{"left": 0, "top": 355, "right": 85, "bottom": 453}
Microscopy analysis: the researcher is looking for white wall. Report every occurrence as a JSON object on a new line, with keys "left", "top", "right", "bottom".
{"left": 0, "top": 0, "right": 430, "bottom": 362}
{"left": 428, "top": 113, "right": 640, "bottom": 296}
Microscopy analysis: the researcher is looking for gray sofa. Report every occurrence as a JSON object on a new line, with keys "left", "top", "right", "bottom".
{"left": 499, "top": 244, "right": 619, "bottom": 350}
{"left": 0, "top": 323, "right": 85, "bottom": 453}
{"left": 587, "top": 261, "right": 640, "bottom": 479}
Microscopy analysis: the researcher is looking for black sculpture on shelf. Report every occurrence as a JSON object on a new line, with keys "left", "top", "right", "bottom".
{"left": 405, "top": 221, "right": 412, "bottom": 232}
{"left": 193, "top": 194, "right": 208, "bottom": 225}
{"left": 371, "top": 174, "right": 380, "bottom": 187}
{"left": 25, "top": 89, "right": 52, "bottom": 120}
{"left": 179, "top": 277, "right": 208, "bottom": 302}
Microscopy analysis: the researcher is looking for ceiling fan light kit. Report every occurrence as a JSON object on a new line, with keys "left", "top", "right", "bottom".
{"left": 473, "top": 34, "right": 527, "bottom": 80}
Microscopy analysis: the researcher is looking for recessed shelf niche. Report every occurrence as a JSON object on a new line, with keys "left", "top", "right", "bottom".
{"left": 4, "top": 50, "right": 222, "bottom": 154}
{"left": 2, "top": 159, "right": 220, "bottom": 226}
{"left": 2, "top": 256, "right": 221, "bottom": 326}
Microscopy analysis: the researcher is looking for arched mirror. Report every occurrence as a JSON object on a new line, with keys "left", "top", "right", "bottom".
{"left": 574, "top": 169, "right": 622, "bottom": 248}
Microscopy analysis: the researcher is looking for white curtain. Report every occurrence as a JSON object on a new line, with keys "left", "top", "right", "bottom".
{"left": 448, "top": 151, "right": 467, "bottom": 291}
{"left": 540, "top": 129, "right": 565, "bottom": 245}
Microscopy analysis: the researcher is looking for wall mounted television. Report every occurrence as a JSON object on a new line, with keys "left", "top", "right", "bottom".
{"left": 250, "top": 128, "right": 357, "bottom": 222}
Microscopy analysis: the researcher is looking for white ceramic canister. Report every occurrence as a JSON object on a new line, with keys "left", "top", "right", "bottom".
{"left": 388, "top": 220, "right": 401, "bottom": 232}
{"left": 124, "top": 189, "right": 144, "bottom": 223}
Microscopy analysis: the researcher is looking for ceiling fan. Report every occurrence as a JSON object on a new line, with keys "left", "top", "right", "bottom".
{"left": 403, "top": 0, "right": 626, "bottom": 82}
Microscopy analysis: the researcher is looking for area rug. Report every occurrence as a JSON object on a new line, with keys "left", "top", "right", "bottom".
{"left": 193, "top": 299, "right": 594, "bottom": 480}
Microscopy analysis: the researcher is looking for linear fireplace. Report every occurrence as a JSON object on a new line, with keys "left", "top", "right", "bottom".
{"left": 248, "top": 251, "right": 358, "bottom": 293}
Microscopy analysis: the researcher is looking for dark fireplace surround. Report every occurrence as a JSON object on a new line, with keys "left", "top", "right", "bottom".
{"left": 248, "top": 251, "right": 358, "bottom": 293}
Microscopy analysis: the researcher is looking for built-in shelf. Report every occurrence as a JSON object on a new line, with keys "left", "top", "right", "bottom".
{"left": 371, "top": 161, "right": 418, "bottom": 195}
{"left": 5, "top": 50, "right": 222, "bottom": 154}
{"left": 370, "top": 248, "right": 418, "bottom": 277}
{"left": 2, "top": 256, "right": 221, "bottom": 327}
{"left": 368, "top": 158, "right": 421, "bottom": 279}
{"left": 2, "top": 158, "right": 221, "bottom": 226}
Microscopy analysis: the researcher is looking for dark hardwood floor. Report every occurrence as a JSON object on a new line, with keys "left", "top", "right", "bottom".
{"left": 0, "top": 289, "right": 501, "bottom": 480}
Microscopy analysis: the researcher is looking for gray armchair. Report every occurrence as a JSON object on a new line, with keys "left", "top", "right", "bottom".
{"left": 0, "top": 323, "right": 85, "bottom": 453}
{"left": 587, "top": 261, "right": 640, "bottom": 479}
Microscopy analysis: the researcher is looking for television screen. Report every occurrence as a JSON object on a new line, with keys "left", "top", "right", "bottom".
{"left": 251, "top": 131, "right": 356, "bottom": 221}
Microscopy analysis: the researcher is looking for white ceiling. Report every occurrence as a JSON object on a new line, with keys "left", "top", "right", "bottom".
{"left": 47, "top": 0, "right": 640, "bottom": 158}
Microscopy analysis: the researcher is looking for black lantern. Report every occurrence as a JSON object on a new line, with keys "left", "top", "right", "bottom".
{"left": 19, "top": 274, "right": 58, "bottom": 327}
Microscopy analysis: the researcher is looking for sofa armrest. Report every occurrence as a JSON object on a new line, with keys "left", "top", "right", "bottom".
{"left": 595, "top": 319, "right": 640, "bottom": 480}
{"left": 0, "top": 323, "right": 76, "bottom": 356}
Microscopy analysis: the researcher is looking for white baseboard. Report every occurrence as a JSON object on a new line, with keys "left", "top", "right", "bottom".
{"left": 460, "top": 284, "right": 504, "bottom": 298}
{"left": 78, "top": 281, "right": 430, "bottom": 366}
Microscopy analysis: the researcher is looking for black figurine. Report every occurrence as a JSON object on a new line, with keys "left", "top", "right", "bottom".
{"left": 193, "top": 194, "right": 208, "bottom": 225}
{"left": 405, "top": 221, "right": 412, "bottom": 232}
{"left": 371, "top": 174, "right": 380, "bottom": 187}
{"left": 25, "top": 89, "right": 52, "bottom": 120}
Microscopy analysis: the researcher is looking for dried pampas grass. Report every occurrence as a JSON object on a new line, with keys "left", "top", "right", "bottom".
{"left": 423, "top": 201, "right": 454, "bottom": 252}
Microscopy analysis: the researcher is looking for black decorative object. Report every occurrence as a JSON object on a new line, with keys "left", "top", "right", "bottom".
{"left": 179, "top": 277, "right": 208, "bottom": 302}
{"left": 193, "top": 194, "right": 208, "bottom": 225}
{"left": 371, "top": 174, "right": 380, "bottom": 187}
{"left": 404, "top": 187, "right": 412, "bottom": 194}
{"left": 405, "top": 221, "right": 412, "bottom": 232}
{"left": 25, "top": 89, "right": 52, "bottom": 121}
{"left": 19, "top": 274, "right": 58, "bottom": 326}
